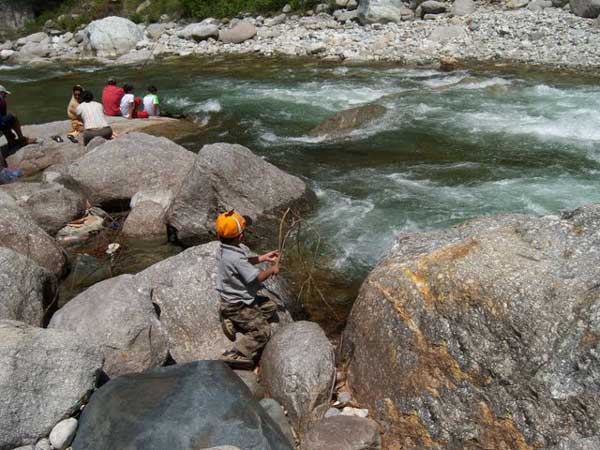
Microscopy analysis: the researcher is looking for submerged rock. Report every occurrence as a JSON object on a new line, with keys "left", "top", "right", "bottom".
{"left": 309, "top": 104, "right": 387, "bottom": 140}
{"left": 71, "top": 360, "right": 294, "bottom": 450}
{"left": 260, "top": 321, "right": 335, "bottom": 432}
{"left": 0, "top": 320, "right": 102, "bottom": 449}
{"left": 49, "top": 274, "right": 169, "bottom": 378}
{"left": 0, "top": 248, "right": 57, "bottom": 326}
{"left": 166, "top": 143, "right": 314, "bottom": 246}
{"left": 342, "top": 204, "right": 600, "bottom": 449}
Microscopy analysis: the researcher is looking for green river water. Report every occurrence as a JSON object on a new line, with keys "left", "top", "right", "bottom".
{"left": 3, "top": 56, "right": 600, "bottom": 320}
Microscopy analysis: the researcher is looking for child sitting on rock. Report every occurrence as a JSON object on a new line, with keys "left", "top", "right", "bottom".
{"left": 215, "top": 210, "right": 280, "bottom": 368}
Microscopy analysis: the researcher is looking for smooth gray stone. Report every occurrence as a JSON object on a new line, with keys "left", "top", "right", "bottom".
{"left": 71, "top": 361, "right": 293, "bottom": 450}
{"left": 259, "top": 399, "right": 295, "bottom": 446}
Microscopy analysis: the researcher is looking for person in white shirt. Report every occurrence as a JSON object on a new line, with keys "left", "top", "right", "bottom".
{"left": 143, "top": 85, "right": 161, "bottom": 117}
{"left": 76, "top": 90, "right": 113, "bottom": 146}
{"left": 120, "top": 84, "right": 149, "bottom": 119}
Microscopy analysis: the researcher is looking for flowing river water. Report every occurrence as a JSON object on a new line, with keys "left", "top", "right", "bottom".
{"left": 3, "top": 56, "right": 600, "bottom": 325}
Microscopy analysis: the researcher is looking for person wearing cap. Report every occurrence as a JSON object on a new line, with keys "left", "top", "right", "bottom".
{"left": 67, "top": 85, "right": 84, "bottom": 143}
{"left": 215, "top": 210, "right": 280, "bottom": 367}
{"left": 101, "top": 77, "right": 124, "bottom": 116}
{"left": 0, "top": 85, "right": 34, "bottom": 149}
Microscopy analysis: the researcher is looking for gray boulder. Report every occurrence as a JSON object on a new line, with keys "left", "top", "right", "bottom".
{"left": 419, "top": 0, "right": 447, "bottom": 14}
{"left": 84, "top": 16, "right": 144, "bottom": 57}
{"left": 0, "top": 182, "right": 85, "bottom": 235}
{"left": 334, "top": 9, "right": 360, "bottom": 21}
{"left": 342, "top": 204, "right": 600, "bottom": 449}
{"left": 358, "top": 0, "right": 404, "bottom": 23}
{"left": 260, "top": 321, "right": 335, "bottom": 432}
{"left": 0, "top": 248, "right": 57, "bottom": 327}
{"left": 570, "top": 0, "right": 600, "bottom": 16}
{"left": 309, "top": 104, "right": 387, "bottom": 140}
{"left": 133, "top": 241, "right": 296, "bottom": 363}
{"left": 0, "top": 321, "right": 103, "bottom": 449}
{"left": 71, "top": 361, "right": 294, "bottom": 450}
{"left": 145, "top": 23, "right": 167, "bottom": 40}
{"left": 178, "top": 23, "right": 219, "bottom": 41}
{"left": 264, "top": 14, "right": 287, "bottom": 26}
{"left": 121, "top": 201, "right": 166, "bottom": 239}
{"left": 451, "top": 0, "right": 476, "bottom": 15}
{"left": 6, "top": 140, "right": 86, "bottom": 176}
{"left": 0, "top": 191, "right": 67, "bottom": 277}
{"left": 49, "top": 418, "right": 77, "bottom": 450}
{"left": 66, "top": 133, "right": 194, "bottom": 206}
{"left": 219, "top": 21, "right": 257, "bottom": 44}
{"left": 166, "top": 143, "right": 314, "bottom": 246}
{"left": 16, "top": 32, "right": 48, "bottom": 46}
{"left": 49, "top": 274, "right": 169, "bottom": 378}
{"left": 259, "top": 399, "right": 295, "bottom": 446}
{"left": 301, "top": 416, "right": 381, "bottom": 450}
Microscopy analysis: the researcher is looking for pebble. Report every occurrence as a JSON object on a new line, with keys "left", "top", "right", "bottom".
{"left": 49, "top": 417, "right": 78, "bottom": 450}
{"left": 324, "top": 407, "right": 341, "bottom": 418}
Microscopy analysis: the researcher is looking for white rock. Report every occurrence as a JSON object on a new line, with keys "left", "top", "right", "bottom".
{"left": 340, "top": 407, "right": 369, "bottom": 417}
{"left": 283, "top": 4, "right": 292, "bottom": 13}
{"left": 49, "top": 417, "right": 78, "bottom": 450}
{"left": 84, "top": 16, "right": 144, "bottom": 57}
{"left": 34, "top": 438, "right": 52, "bottom": 450}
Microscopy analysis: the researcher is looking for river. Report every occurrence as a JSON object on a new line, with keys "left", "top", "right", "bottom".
{"left": 3, "top": 56, "right": 600, "bottom": 294}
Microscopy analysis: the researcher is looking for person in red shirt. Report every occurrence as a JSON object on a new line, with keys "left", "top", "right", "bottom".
{"left": 102, "top": 77, "right": 124, "bottom": 116}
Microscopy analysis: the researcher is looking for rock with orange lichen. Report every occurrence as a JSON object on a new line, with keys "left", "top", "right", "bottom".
{"left": 342, "top": 204, "right": 600, "bottom": 450}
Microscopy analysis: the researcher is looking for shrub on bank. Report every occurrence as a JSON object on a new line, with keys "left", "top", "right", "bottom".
{"left": 180, "top": 0, "right": 319, "bottom": 18}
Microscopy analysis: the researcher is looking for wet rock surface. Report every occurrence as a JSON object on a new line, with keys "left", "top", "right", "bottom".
{"left": 71, "top": 360, "right": 294, "bottom": 450}
{"left": 0, "top": 248, "right": 57, "bottom": 327}
{"left": 0, "top": 320, "right": 102, "bottom": 449}
{"left": 309, "top": 104, "right": 387, "bottom": 140}
{"left": 343, "top": 204, "right": 600, "bottom": 449}
{"left": 260, "top": 321, "right": 336, "bottom": 432}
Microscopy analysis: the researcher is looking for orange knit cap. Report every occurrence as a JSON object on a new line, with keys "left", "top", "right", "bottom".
{"left": 215, "top": 210, "right": 247, "bottom": 238}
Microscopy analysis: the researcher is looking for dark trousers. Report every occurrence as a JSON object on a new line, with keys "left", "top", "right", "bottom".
{"left": 219, "top": 296, "right": 277, "bottom": 359}
{"left": 83, "top": 126, "right": 113, "bottom": 146}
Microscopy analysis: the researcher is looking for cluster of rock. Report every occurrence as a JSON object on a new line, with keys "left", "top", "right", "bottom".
{"left": 2, "top": 0, "right": 600, "bottom": 71}
{"left": 0, "top": 124, "right": 382, "bottom": 449}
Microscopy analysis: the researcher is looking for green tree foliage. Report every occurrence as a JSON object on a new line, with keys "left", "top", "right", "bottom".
{"left": 180, "top": 0, "right": 317, "bottom": 18}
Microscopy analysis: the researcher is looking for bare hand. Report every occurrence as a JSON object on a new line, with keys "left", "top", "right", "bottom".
{"left": 271, "top": 265, "right": 280, "bottom": 276}
{"left": 260, "top": 250, "right": 280, "bottom": 263}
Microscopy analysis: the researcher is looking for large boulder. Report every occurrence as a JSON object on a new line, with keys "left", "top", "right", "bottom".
{"left": 121, "top": 190, "right": 173, "bottom": 239}
{"left": 301, "top": 416, "right": 381, "bottom": 450}
{"left": 5, "top": 140, "right": 86, "bottom": 176}
{"left": 49, "top": 274, "right": 169, "bottom": 378}
{"left": 166, "top": 143, "right": 314, "bottom": 246}
{"left": 71, "top": 360, "right": 294, "bottom": 450}
{"left": 84, "top": 16, "right": 144, "bottom": 57}
{"left": 0, "top": 248, "right": 57, "bottom": 327}
{"left": 0, "top": 321, "right": 103, "bottom": 449}
{"left": 0, "top": 182, "right": 85, "bottom": 235}
{"left": 309, "top": 104, "right": 387, "bottom": 140}
{"left": 260, "top": 321, "right": 335, "bottom": 432}
{"left": 66, "top": 133, "right": 194, "bottom": 207}
{"left": 133, "top": 241, "right": 296, "bottom": 363}
{"left": 0, "top": 191, "right": 67, "bottom": 277}
{"left": 342, "top": 204, "right": 600, "bottom": 449}
{"left": 570, "top": 0, "right": 600, "bottom": 16}
{"left": 218, "top": 21, "right": 257, "bottom": 44}
{"left": 358, "top": 0, "right": 404, "bottom": 23}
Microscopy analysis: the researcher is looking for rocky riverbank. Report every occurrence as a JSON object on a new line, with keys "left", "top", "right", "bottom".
{"left": 1, "top": 1, "right": 600, "bottom": 74}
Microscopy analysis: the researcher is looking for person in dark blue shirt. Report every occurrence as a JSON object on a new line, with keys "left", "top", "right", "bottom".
{"left": 0, "top": 85, "right": 34, "bottom": 150}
